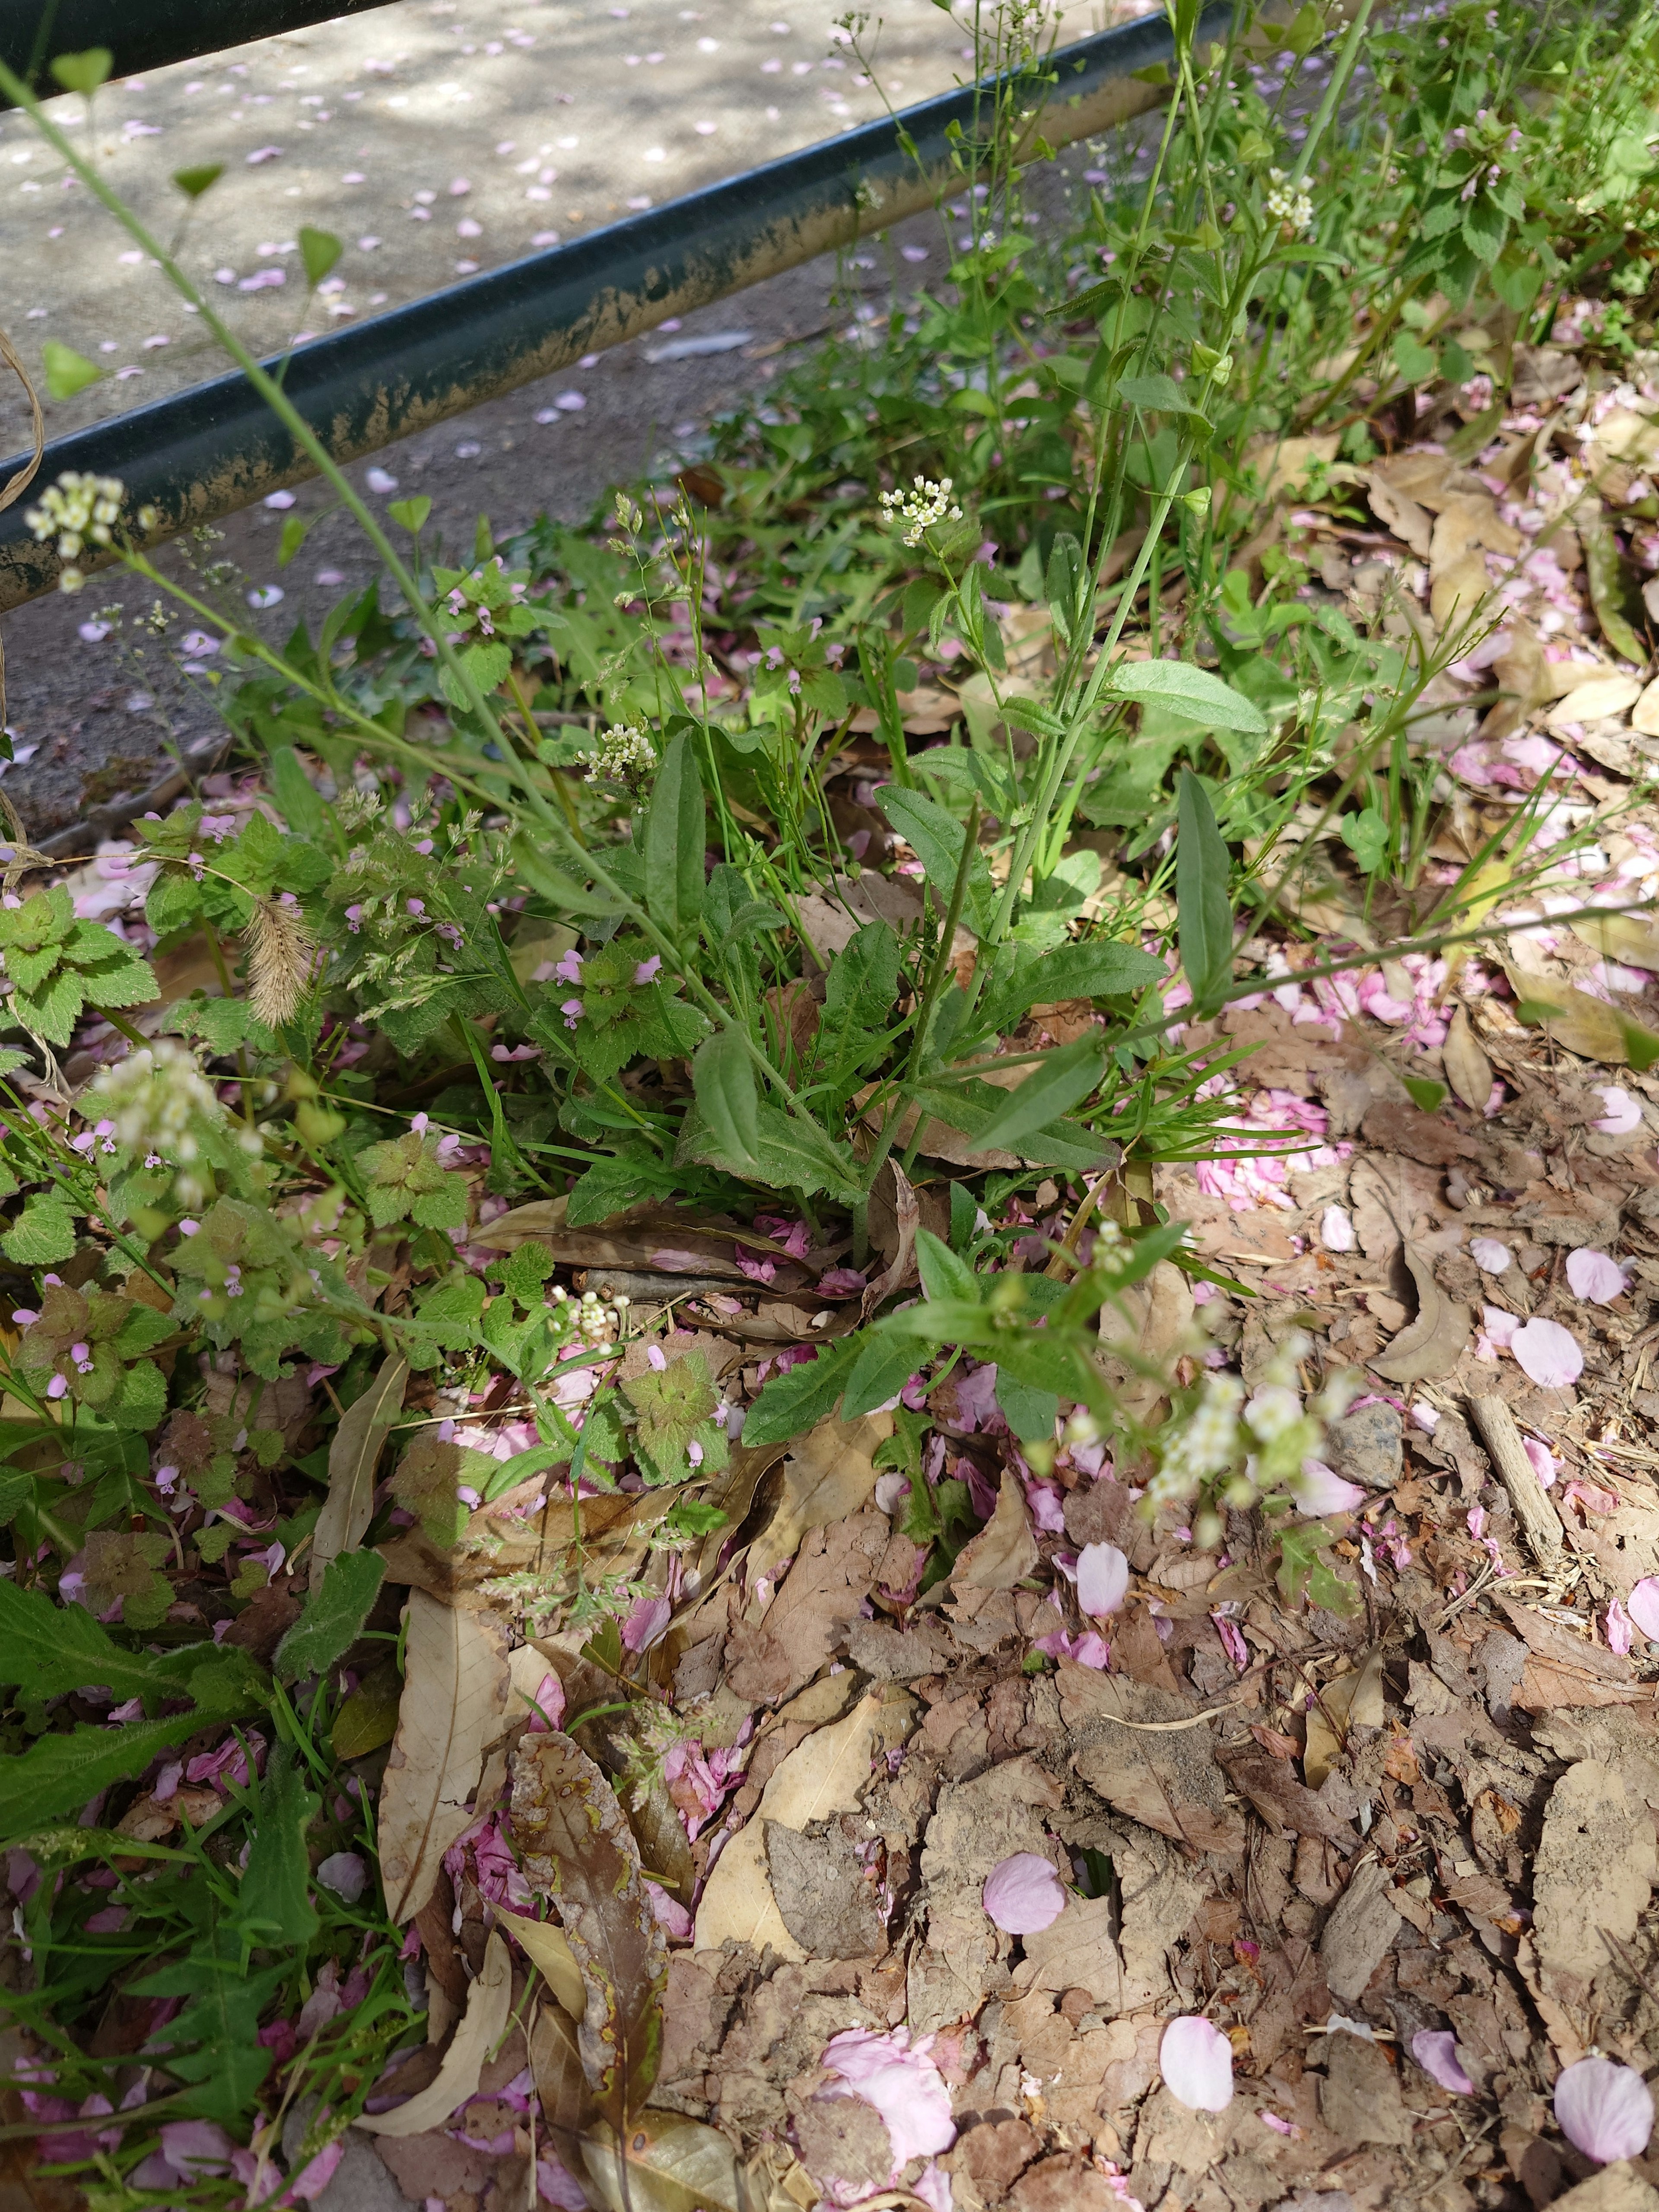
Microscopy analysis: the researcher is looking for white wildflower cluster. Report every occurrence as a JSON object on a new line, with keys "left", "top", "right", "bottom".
{"left": 92, "top": 1039, "right": 252, "bottom": 1205}
{"left": 23, "top": 471, "right": 156, "bottom": 593}
{"left": 581, "top": 723, "right": 658, "bottom": 786}
{"left": 548, "top": 1284, "right": 627, "bottom": 1356}
{"left": 1264, "top": 168, "right": 1315, "bottom": 235}
{"left": 879, "top": 474, "right": 963, "bottom": 548}
{"left": 1148, "top": 1332, "right": 1357, "bottom": 1542}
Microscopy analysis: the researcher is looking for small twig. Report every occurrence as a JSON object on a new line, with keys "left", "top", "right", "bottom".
{"left": 1093, "top": 1693, "right": 1251, "bottom": 1732}
{"left": 1466, "top": 1393, "right": 1564, "bottom": 1569}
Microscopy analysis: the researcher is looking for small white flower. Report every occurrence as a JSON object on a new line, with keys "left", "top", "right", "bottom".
{"left": 1264, "top": 167, "right": 1315, "bottom": 234}
{"left": 25, "top": 471, "right": 128, "bottom": 583}
{"left": 581, "top": 722, "right": 658, "bottom": 785}
{"left": 878, "top": 473, "right": 963, "bottom": 549}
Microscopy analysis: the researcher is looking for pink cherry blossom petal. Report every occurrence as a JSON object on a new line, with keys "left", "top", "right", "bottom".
{"left": 1510, "top": 1316, "right": 1584, "bottom": 1389}
{"left": 1293, "top": 1460, "right": 1366, "bottom": 1516}
{"left": 1594, "top": 1085, "right": 1643, "bottom": 1135}
{"left": 1522, "top": 1437, "right": 1557, "bottom": 1488}
{"left": 1554, "top": 2056, "right": 1654, "bottom": 2163}
{"left": 1482, "top": 1304, "right": 1522, "bottom": 1348}
{"left": 1160, "top": 2015, "right": 1234, "bottom": 2112}
{"left": 1627, "top": 1576, "right": 1659, "bottom": 1642}
{"left": 819, "top": 2028, "right": 955, "bottom": 2171}
{"left": 1469, "top": 1237, "right": 1511, "bottom": 1273}
{"left": 1566, "top": 1248, "right": 1628, "bottom": 1304}
{"left": 1320, "top": 1205, "right": 1355, "bottom": 1252}
{"left": 1411, "top": 2030, "right": 1475, "bottom": 2095}
{"left": 1076, "top": 1541, "right": 1129, "bottom": 1618}
{"left": 982, "top": 1853, "right": 1066, "bottom": 1935}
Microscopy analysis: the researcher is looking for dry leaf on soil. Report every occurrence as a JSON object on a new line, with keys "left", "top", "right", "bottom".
{"left": 310, "top": 1354, "right": 408, "bottom": 1589}
{"left": 1369, "top": 1249, "right": 1469, "bottom": 1384}
{"left": 378, "top": 1590, "right": 510, "bottom": 1922}
{"left": 512, "top": 1730, "right": 667, "bottom": 2130}
{"left": 356, "top": 1928, "right": 512, "bottom": 2136}
{"left": 951, "top": 1469, "right": 1039, "bottom": 1593}
{"left": 693, "top": 1687, "right": 914, "bottom": 1958}
{"left": 1443, "top": 1006, "right": 1494, "bottom": 1112}
{"left": 582, "top": 2111, "right": 744, "bottom": 2212}
{"left": 746, "top": 1410, "right": 893, "bottom": 1582}
{"left": 496, "top": 1910, "right": 586, "bottom": 2020}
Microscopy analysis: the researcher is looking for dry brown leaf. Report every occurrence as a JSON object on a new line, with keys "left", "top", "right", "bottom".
{"left": 861, "top": 1158, "right": 919, "bottom": 1320}
{"left": 1304, "top": 1648, "right": 1387, "bottom": 1788}
{"left": 1545, "top": 672, "right": 1643, "bottom": 729}
{"left": 496, "top": 1910, "right": 586, "bottom": 2019}
{"left": 356, "top": 1928, "right": 512, "bottom": 2136}
{"left": 1362, "top": 468, "right": 1432, "bottom": 556}
{"left": 952, "top": 1469, "right": 1039, "bottom": 1593}
{"left": 310, "top": 1355, "right": 408, "bottom": 1590}
{"left": 1634, "top": 676, "right": 1659, "bottom": 736}
{"left": 583, "top": 2112, "right": 745, "bottom": 2212}
{"left": 1481, "top": 624, "right": 1551, "bottom": 740}
{"left": 1220, "top": 1748, "right": 1360, "bottom": 1848}
{"left": 747, "top": 1410, "right": 894, "bottom": 1581}
{"left": 1255, "top": 432, "right": 1341, "bottom": 498}
{"left": 1500, "top": 955, "right": 1643, "bottom": 1064}
{"left": 464, "top": 1196, "right": 569, "bottom": 1248}
{"left": 378, "top": 1590, "right": 511, "bottom": 1922}
{"left": 529, "top": 1999, "right": 593, "bottom": 2143}
{"left": 1429, "top": 549, "right": 1493, "bottom": 630}
{"left": 513, "top": 1731, "right": 667, "bottom": 2129}
{"left": 1428, "top": 491, "right": 1523, "bottom": 566}
{"left": 1532, "top": 1758, "right": 1658, "bottom": 2027}
{"left": 1098, "top": 1261, "right": 1195, "bottom": 1424}
{"left": 693, "top": 1688, "right": 913, "bottom": 1956}
{"left": 1370, "top": 1249, "right": 1469, "bottom": 1384}
{"left": 1443, "top": 1005, "right": 1494, "bottom": 1112}
{"left": 1569, "top": 908, "right": 1659, "bottom": 973}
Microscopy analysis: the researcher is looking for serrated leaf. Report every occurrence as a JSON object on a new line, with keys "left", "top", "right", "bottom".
{"left": 4, "top": 1716, "right": 207, "bottom": 1839}
{"left": 2, "top": 1198, "right": 79, "bottom": 1267}
{"left": 276, "top": 1548, "right": 386, "bottom": 1681}
{"left": 240, "top": 1745, "right": 320, "bottom": 1945}
{"left": 741, "top": 1336, "right": 860, "bottom": 1446}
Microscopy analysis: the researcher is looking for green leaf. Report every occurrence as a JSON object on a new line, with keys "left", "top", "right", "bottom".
{"left": 269, "top": 747, "right": 327, "bottom": 839}
{"left": 241, "top": 1747, "right": 321, "bottom": 1945}
{"left": 1176, "top": 769, "right": 1234, "bottom": 1016}
{"left": 274, "top": 1549, "right": 386, "bottom": 1682}
{"left": 1392, "top": 333, "right": 1438, "bottom": 386}
{"left": 1339, "top": 807, "right": 1390, "bottom": 875}
{"left": 1108, "top": 659, "right": 1267, "bottom": 734}
{"left": 277, "top": 511, "right": 324, "bottom": 569}
{"left": 1400, "top": 1073, "right": 1448, "bottom": 1114}
{"left": 511, "top": 835, "right": 627, "bottom": 916}
{"left": 915, "top": 1225, "right": 977, "bottom": 1303}
{"left": 742, "top": 1336, "right": 860, "bottom": 1446}
{"left": 643, "top": 730, "right": 706, "bottom": 938}
{"left": 691, "top": 1029, "right": 759, "bottom": 1173}
{"left": 1116, "top": 371, "right": 1208, "bottom": 418}
{"left": 2, "top": 1198, "right": 79, "bottom": 1267}
{"left": 842, "top": 1330, "right": 921, "bottom": 1420}
{"left": 41, "top": 339, "right": 103, "bottom": 402}
{"left": 877, "top": 785, "right": 995, "bottom": 936}
{"left": 4, "top": 1716, "right": 204, "bottom": 1838}
{"left": 299, "top": 225, "right": 343, "bottom": 287}
{"left": 972, "top": 1036, "right": 1107, "bottom": 1154}
{"left": 995, "top": 1369, "right": 1058, "bottom": 1445}
{"left": 49, "top": 48, "right": 111, "bottom": 94}
{"left": 389, "top": 496, "right": 433, "bottom": 535}
{"left": 172, "top": 162, "right": 224, "bottom": 200}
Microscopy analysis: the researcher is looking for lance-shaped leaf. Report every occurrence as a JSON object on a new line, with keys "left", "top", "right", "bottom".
{"left": 643, "top": 730, "right": 706, "bottom": 938}
{"left": 691, "top": 1028, "right": 759, "bottom": 1173}
{"left": 240, "top": 1743, "right": 321, "bottom": 1945}
{"left": 512, "top": 1731, "right": 667, "bottom": 2131}
{"left": 356, "top": 1929, "right": 512, "bottom": 2136}
{"left": 970, "top": 1036, "right": 1107, "bottom": 1154}
{"left": 1176, "top": 769, "right": 1235, "bottom": 1016}
{"left": 378, "top": 1590, "right": 510, "bottom": 1922}
{"left": 311, "top": 1355, "right": 408, "bottom": 1589}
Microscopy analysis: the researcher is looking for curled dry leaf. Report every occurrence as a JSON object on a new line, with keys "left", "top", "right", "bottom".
{"left": 512, "top": 1730, "right": 668, "bottom": 2131}
{"left": 1369, "top": 1249, "right": 1469, "bottom": 1385}
{"left": 496, "top": 1910, "right": 586, "bottom": 2019}
{"left": 309, "top": 1354, "right": 408, "bottom": 1590}
{"left": 356, "top": 1928, "right": 511, "bottom": 2136}
{"left": 378, "top": 1590, "right": 510, "bottom": 1923}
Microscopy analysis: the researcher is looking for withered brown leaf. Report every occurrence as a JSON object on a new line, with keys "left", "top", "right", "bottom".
{"left": 512, "top": 1730, "right": 667, "bottom": 2130}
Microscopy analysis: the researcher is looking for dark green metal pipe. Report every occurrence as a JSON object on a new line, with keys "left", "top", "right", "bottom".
{"left": 0, "top": 0, "right": 399, "bottom": 105}
{"left": 0, "top": 7, "right": 1230, "bottom": 610}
